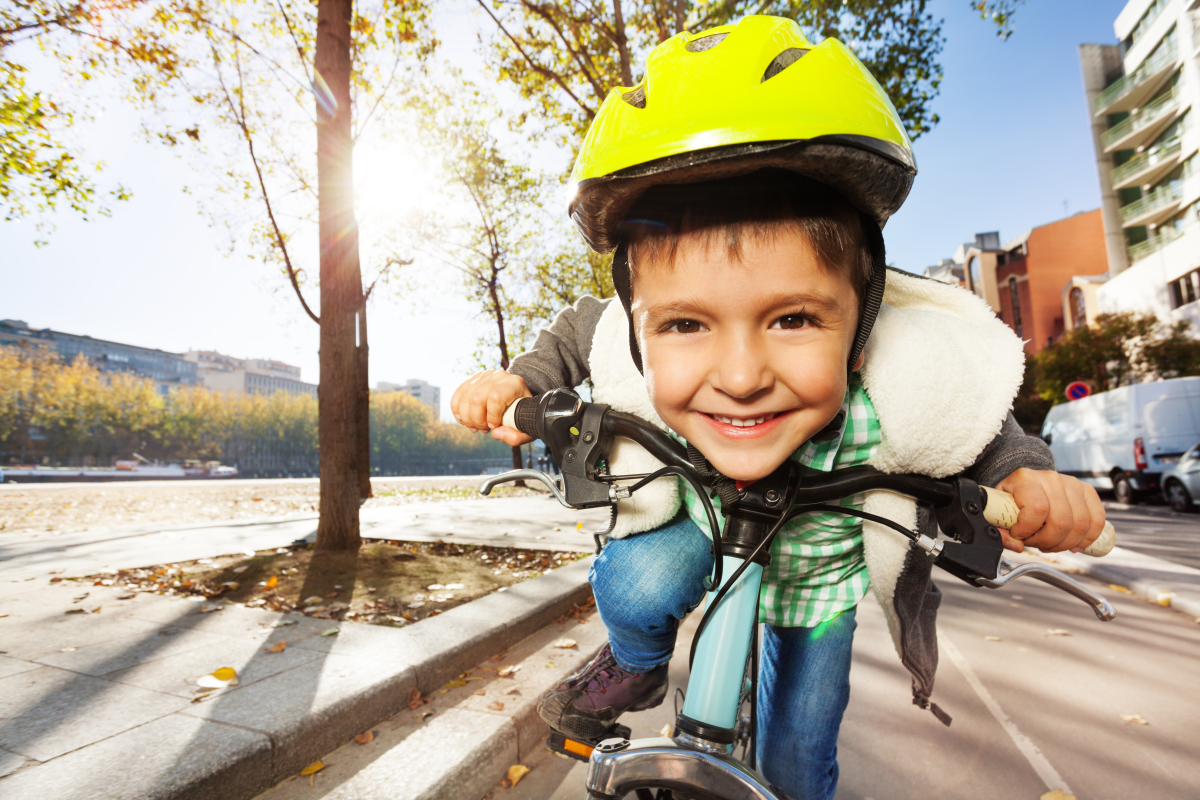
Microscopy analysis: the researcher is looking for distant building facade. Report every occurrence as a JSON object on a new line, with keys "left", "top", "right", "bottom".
{"left": 378, "top": 379, "right": 440, "bottom": 411}
{"left": 926, "top": 214, "right": 1109, "bottom": 355}
{"left": 1079, "top": 0, "right": 1200, "bottom": 329}
{"left": 0, "top": 319, "right": 199, "bottom": 395}
{"left": 183, "top": 351, "right": 316, "bottom": 398}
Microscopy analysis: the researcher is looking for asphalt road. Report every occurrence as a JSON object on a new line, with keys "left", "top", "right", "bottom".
{"left": 505, "top": 568, "right": 1200, "bottom": 800}
{"left": 1100, "top": 503, "right": 1200, "bottom": 571}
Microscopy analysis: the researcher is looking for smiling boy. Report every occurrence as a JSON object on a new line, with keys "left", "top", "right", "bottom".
{"left": 451, "top": 16, "right": 1105, "bottom": 799}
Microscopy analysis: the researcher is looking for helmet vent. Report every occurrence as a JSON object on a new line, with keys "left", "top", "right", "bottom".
{"left": 621, "top": 85, "right": 647, "bottom": 109}
{"left": 685, "top": 33, "right": 727, "bottom": 53}
{"left": 761, "top": 48, "right": 808, "bottom": 82}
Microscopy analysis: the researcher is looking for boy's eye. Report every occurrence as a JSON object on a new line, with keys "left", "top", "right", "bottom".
{"left": 770, "top": 314, "right": 812, "bottom": 330}
{"left": 665, "top": 319, "right": 707, "bottom": 334}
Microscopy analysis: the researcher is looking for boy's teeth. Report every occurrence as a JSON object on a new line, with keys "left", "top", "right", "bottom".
{"left": 714, "top": 413, "right": 775, "bottom": 427}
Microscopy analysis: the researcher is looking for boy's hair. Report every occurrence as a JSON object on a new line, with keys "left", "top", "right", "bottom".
{"left": 618, "top": 169, "right": 873, "bottom": 300}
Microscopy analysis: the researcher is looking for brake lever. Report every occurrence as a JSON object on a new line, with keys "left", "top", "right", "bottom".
{"left": 976, "top": 558, "right": 1117, "bottom": 621}
{"left": 478, "top": 469, "right": 572, "bottom": 508}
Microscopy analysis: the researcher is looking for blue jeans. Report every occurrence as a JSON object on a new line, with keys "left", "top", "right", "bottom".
{"left": 589, "top": 512, "right": 857, "bottom": 800}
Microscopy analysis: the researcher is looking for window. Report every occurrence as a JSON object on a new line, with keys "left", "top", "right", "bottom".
{"left": 1169, "top": 268, "right": 1200, "bottom": 309}
{"left": 1009, "top": 278, "right": 1023, "bottom": 338}
{"left": 1070, "top": 287, "right": 1087, "bottom": 331}
{"left": 969, "top": 256, "right": 983, "bottom": 298}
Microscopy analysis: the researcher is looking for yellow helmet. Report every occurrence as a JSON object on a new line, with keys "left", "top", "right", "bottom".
{"left": 568, "top": 15, "right": 916, "bottom": 254}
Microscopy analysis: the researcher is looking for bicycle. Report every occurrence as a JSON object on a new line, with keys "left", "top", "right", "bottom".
{"left": 479, "top": 389, "right": 1118, "bottom": 800}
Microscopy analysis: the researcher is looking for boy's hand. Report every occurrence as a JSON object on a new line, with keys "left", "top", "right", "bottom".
{"left": 451, "top": 369, "right": 534, "bottom": 446}
{"left": 993, "top": 468, "right": 1106, "bottom": 554}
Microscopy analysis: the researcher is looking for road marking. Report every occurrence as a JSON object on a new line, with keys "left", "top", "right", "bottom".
{"left": 941, "top": 636, "right": 1073, "bottom": 797}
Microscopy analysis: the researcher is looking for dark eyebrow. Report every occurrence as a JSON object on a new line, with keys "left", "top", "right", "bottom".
{"left": 642, "top": 291, "right": 846, "bottom": 323}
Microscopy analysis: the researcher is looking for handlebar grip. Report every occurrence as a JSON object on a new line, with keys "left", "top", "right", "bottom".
{"left": 503, "top": 396, "right": 540, "bottom": 437}
{"left": 980, "top": 486, "right": 1115, "bottom": 557}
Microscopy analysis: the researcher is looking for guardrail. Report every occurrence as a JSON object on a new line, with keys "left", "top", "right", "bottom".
{"left": 1094, "top": 41, "right": 1178, "bottom": 113}
{"left": 1111, "top": 139, "right": 1182, "bottom": 187}
{"left": 1101, "top": 86, "right": 1179, "bottom": 151}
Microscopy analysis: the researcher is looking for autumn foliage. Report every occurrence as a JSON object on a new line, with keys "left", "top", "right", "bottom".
{"left": 0, "top": 347, "right": 508, "bottom": 471}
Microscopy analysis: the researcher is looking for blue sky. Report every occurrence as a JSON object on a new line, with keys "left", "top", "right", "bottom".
{"left": 1, "top": 0, "right": 1130, "bottom": 419}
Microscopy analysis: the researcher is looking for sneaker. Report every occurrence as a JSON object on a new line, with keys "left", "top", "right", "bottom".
{"left": 537, "top": 642, "right": 669, "bottom": 741}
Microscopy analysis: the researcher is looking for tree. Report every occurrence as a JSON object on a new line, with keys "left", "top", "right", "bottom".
{"left": 1033, "top": 313, "right": 1200, "bottom": 403}
{"left": 411, "top": 78, "right": 551, "bottom": 473}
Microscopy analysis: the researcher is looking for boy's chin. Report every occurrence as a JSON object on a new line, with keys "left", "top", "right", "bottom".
{"left": 701, "top": 450, "right": 790, "bottom": 483}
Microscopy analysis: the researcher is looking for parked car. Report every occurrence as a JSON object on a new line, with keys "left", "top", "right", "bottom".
{"left": 1041, "top": 376, "right": 1200, "bottom": 504}
{"left": 1161, "top": 441, "right": 1200, "bottom": 512}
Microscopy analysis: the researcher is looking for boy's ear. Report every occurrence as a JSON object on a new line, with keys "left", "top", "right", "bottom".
{"left": 852, "top": 351, "right": 865, "bottom": 371}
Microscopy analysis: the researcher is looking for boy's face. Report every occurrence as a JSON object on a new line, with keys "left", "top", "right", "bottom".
{"left": 631, "top": 229, "right": 861, "bottom": 482}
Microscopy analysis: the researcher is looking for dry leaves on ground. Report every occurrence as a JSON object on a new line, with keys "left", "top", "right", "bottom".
{"left": 500, "top": 765, "right": 530, "bottom": 788}
{"left": 1040, "top": 791, "right": 1077, "bottom": 800}
{"left": 1121, "top": 713, "right": 1149, "bottom": 725}
{"left": 354, "top": 731, "right": 374, "bottom": 745}
{"left": 407, "top": 688, "right": 424, "bottom": 709}
{"left": 266, "top": 641, "right": 287, "bottom": 653}
{"left": 488, "top": 701, "right": 505, "bottom": 711}
{"left": 498, "top": 665, "right": 522, "bottom": 678}
{"left": 553, "top": 638, "right": 577, "bottom": 649}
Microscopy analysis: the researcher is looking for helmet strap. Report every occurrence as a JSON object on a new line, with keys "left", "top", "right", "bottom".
{"left": 610, "top": 222, "right": 887, "bottom": 378}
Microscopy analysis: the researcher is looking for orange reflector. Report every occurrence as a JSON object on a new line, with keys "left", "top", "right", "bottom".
{"left": 564, "top": 739, "right": 594, "bottom": 758}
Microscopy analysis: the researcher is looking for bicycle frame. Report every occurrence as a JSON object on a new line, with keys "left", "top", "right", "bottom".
{"left": 479, "top": 389, "right": 1116, "bottom": 800}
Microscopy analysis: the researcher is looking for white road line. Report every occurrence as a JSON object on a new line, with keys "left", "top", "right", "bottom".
{"left": 941, "top": 635, "right": 1074, "bottom": 797}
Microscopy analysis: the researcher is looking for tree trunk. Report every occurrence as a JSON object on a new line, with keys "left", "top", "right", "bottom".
{"left": 674, "top": 0, "right": 685, "bottom": 35}
{"left": 357, "top": 302, "right": 373, "bottom": 500}
{"left": 612, "top": 0, "right": 633, "bottom": 85}
{"left": 314, "top": 0, "right": 362, "bottom": 552}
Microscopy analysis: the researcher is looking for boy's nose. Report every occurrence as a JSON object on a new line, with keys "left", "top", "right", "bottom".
{"left": 712, "top": 334, "right": 772, "bottom": 400}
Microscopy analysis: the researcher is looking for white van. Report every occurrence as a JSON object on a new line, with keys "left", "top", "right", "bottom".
{"left": 1041, "top": 376, "right": 1200, "bottom": 504}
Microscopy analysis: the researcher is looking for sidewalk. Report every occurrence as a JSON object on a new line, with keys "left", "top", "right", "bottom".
{"left": 1027, "top": 543, "right": 1200, "bottom": 620}
{"left": 0, "top": 498, "right": 598, "bottom": 800}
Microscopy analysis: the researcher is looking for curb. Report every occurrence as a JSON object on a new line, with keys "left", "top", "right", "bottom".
{"left": 0, "top": 557, "right": 595, "bottom": 800}
{"left": 1038, "top": 548, "right": 1200, "bottom": 621}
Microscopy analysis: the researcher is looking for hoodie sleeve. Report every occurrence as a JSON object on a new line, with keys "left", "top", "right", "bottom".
{"left": 508, "top": 296, "right": 611, "bottom": 395}
{"left": 966, "top": 412, "right": 1055, "bottom": 488}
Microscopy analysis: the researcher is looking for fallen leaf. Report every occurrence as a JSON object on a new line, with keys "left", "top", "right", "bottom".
{"left": 303, "top": 596, "right": 324, "bottom": 605}
{"left": 407, "top": 688, "right": 423, "bottom": 709}
{"left": 488, "top": 700, "right": 506, "bottom": 710}
{"left": 197, "top": 667, "right": 240, "bottom": 689}
{"left": 440, "top": 680, "right": 467, "bottom": 693}
{"left": 64, "top": 608, "right": 85, "bottom": 615}
{"left": 72, "top": 593, "right": 89, "bottom": 602}
{"left": 90, "top": 606, "right": 102, "bottom": 613}
{"left": 270, "top": 620, "right": 297, "bottom": 628}
{"left": 300, "top": 760, "right": 325, "bottom": 776}
{"left": 354, "top": 731, "right": 374, "bottom": 745}
{"left": 117, "top": 594, "right": 136, "bottom": 600}
{"left": 507, "top": 765, "right": 530, "bottom": 787}
{"left": 221, "top": 582, "right": 239, "bottom": 591}
{"left": 233, "top": 566, "right": 248, "bottom": 574}
{"left": 498, "top": 665, "right": 522, "bottom": 678}
{"left": 576, "top": 522, "right": 583, "bottom": 531}
{"left": 266, "top": 641, "right": 287, "bottom": 653}
{"left": 50, "top": 577, "right": 62, "bottom": 583}
{"left": 60, "top": 646, "right": 78, "bottom": 652}
{"left": 1040, "top": 791, "right": 1077, "bottom": 800}
{"left": 0, "top": 613, "right": 8, "bottom": 618}
{"left": 660, "top": 723, "right": 673, "bottom": 738}
{"left": 473, "top": 688, "right": 487, "bottom": 696}
{"left": 501, "top": 779, "right": 512, "bottom": 788}
{"left": 265, "top": 576, "right": 278, "bottom": 590}
{"left": 200, "top": 605, "right": 223, "bottom": 613}
{"left": 984, "top": 636, "right": 1002, "bottom": 642}
{"left": 1108, "top": 584, "right": 1133, "bottom": 595}
{"left": 1046, "top": 629, "right": 1071, "bottom": 637}
{"left": 553, "top": 638, "right": 577, "bottom": 649}
{"left": 319, "top": 627, "right": 340, "bottom": 636}
{"left": 325, "top": 591, "right": 338, "bottom": 598}
{"left": 1156, "top": 590, "right": 1174, "bottom": 607}
{"left": 1121, "top": 713, "right": 1149, "bottom": 725}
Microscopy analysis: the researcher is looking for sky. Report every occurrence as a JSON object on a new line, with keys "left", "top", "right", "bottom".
{"left": 1, "top": 0, "right": 1131, "bottom": 420}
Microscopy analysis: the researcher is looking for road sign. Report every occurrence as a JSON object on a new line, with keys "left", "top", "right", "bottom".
{"left": 1066, "top": 382, "right": 1090, "bottom": 401}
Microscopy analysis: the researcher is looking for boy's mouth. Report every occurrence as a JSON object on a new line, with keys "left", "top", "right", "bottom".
{"left": 698, "top": 410, "right": 793, "bottom": 438}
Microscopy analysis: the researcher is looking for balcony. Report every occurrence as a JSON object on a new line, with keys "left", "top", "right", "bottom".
{"left": 1111, "top": 139, "right": 1183, "bottom": 190}
{"left": 1120, "top": 182, "right": 1183, "bottom": 228}
{"left": 1128, "top": 220, "right": 1192, "bottom": 263}
{"left": 1094, "top": 40, "right": 1178, "bottom": 117}
{"left": 1102, "top": 86, "right": 1182, "bottom": 153}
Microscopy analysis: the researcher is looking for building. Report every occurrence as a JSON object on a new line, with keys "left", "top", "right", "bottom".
{"left": 0, "top": 319, "right": 199, "bottom": 395}
{"left": 925, "top": 214, "right": 1109, "bottom": 355}
{"left": 183, "top": 350, "right": 316, "bottom": 398}
{"left": 1080, "top": 0, "right": 1200, "bottom": 329}
{"left": 994, "top": 211, "right": 1111, "bottom": 354}
{"left": 378, "top": 379, "right": 440, "bottom": 411}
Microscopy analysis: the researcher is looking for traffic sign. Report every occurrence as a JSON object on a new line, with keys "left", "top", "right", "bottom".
{"left": 1066, "top": 382, "right": 1090, "bottom": 401}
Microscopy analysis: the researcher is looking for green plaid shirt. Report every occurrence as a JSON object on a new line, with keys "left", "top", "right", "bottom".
{"left": 678, "top": 375, "right": 882, "bottom": 627}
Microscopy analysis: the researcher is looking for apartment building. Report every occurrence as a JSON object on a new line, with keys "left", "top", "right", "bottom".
{"left": 0, "top": 319, "right": 199, "bottom": 395}
{"left": 377, "top": 379, "right": 441, "bottom": 411}
{"left": 184, "top": 350, "right": 317, "bottom": 398}
{"left": 1080, "top": 0, "right": 1200, "bottom": 329}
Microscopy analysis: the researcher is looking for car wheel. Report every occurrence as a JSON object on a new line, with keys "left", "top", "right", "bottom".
{"left": 1114, "top": 475, "right": 1136, "bottom": 505}
{"left": 1165, "top": 480, "right": 1193, "bottom": 513}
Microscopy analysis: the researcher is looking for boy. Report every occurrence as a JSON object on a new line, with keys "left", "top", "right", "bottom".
{"left": 452, "top": 16, "right": 1104, "bottom": 799}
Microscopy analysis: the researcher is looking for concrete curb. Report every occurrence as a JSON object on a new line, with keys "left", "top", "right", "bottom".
{"left": 0, "top": 558, "right": 595, "bottom": 800}
{"left": 1036, "top": 547, "right": 1200, "bottom": 621}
